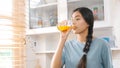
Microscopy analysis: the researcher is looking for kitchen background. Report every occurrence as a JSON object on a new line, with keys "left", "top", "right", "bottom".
{"left": 26, "top": 0, "right": 120, "bottom": 68}
{"left": 0, "top": 0, "right": 120, "bottom": 68}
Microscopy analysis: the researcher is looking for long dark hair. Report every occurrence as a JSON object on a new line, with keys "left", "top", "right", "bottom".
{"left": 73, "top": 7, "right": 94, "bottom": 68}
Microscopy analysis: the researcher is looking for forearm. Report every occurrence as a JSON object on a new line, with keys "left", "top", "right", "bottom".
{"left": 51, "top": 38, "right": 66, "bottom": 68}
{"left": 51, "top": 27, "right": 71, "bottom": 68}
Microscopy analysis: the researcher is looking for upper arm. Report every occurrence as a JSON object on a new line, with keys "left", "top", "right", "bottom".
{"left": 101, "top": 42, "right": 113, "bottom": 68}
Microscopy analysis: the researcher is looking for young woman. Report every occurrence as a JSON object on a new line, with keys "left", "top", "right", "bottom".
{"left": 51, "top": 7, "right": 113, "bottom": 68}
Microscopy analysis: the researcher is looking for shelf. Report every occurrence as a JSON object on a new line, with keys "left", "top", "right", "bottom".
{"left": 33, "top": 48, "right": 120, "bottom": 54}
{"left": 67, "top": 0, "right": 103, "bottom": 6}
{"left": 35, "top": 51, "right": 55, "bottom": 54}
{"left": 93, "top": 21, "right": 112, "bottom": 29}
{"left": 111, "top": 48, "right": 120, "bottom": 51}
{"left": 31, "top": 2, "right": 57, "bottom": 9}
{"left": 32, "top": 48, "right": 120, "bottom": 54}
{"left": 26, "top": 21, "right": 112, "bottom": 35}
{"left": 26, "top": 26, "right": 59, "bottom": 35}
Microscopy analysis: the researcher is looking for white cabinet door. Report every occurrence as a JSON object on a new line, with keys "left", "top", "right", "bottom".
{"left": 29, "top": 0, "right": 58, "bottom": 29}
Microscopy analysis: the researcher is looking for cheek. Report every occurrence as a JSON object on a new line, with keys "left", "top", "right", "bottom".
{"left": 75, "top": 22, "right": 88, "bottom": 32}
{"left": 79, "top": 21, "right": 89, "bottom": 29}
{"left": 77, "top": 22, "right": 86, "bottom": 29}
{"left": 72, "top": 20, "right": 89, "bottom": 33}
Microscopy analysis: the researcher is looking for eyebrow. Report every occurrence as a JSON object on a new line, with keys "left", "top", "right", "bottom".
{"left": 75, "top": 15, "right": 81, "bottom": 17}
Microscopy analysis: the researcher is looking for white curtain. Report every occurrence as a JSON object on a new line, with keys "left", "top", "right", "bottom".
{"left": 0, "top": 0, "right": 26, "bottom": 68}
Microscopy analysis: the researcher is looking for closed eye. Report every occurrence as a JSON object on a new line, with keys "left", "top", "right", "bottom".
{"left": 76, "top": 18, "right": 80, "bottom": 21}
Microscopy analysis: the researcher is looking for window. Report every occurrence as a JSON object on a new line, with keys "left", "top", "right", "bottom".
{"left": 0, "top": 49, "right": 13, "bottom": 68}
{"left": 0, "top": 0, "right": 12, "bottom": 16}
{"left": 0, "top": 0, "right": 26, "bottom": 68}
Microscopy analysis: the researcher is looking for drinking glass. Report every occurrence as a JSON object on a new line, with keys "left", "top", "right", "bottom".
{"left": 57, "top": 20, "right": 72, "bottom": 32}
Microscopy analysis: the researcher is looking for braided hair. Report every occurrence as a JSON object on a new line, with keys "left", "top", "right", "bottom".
{"left": 73, "top": 7, "right": 94, "bottom": 68}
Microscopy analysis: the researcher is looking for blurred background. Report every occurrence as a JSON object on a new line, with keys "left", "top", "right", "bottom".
{"left": 0, "top": 0, "right": 120, "bottom": 68}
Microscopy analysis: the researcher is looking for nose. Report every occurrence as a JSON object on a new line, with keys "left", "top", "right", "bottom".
{"left": 72, "top": 19, "right": 76, "bottom": 25}
{"left": 71, "top": 18, "right": 76, "bottom": 25}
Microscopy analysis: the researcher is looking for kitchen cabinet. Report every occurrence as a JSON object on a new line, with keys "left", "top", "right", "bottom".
{"left": 26, "top": 0, "right": 112, "bottom": 35}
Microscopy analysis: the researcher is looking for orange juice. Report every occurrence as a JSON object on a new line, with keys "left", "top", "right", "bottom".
{"left": 57, "top": 25, "right": 71, "bottom": 32}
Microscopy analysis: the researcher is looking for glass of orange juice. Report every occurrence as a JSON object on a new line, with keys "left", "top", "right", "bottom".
{"left": 57, "top": 20, "right": 72, "bottom": 32}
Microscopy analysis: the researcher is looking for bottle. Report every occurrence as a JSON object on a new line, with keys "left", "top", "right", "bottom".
{"left": 38, "top": 17, "right": 43, "bottom": 28}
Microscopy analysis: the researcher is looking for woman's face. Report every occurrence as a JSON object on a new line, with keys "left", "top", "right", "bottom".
{"left": 72, "top": 11, "right": 89, "bottom": 34}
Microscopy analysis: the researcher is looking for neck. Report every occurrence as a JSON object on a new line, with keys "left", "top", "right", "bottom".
{"left": 77, "top": 29, "right": 88, "bottom": 43}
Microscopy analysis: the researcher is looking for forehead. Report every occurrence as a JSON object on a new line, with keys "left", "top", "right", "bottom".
{"left": 72, "top": 11, "right": 82, "bottom": 18}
